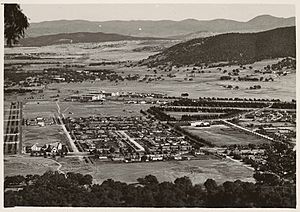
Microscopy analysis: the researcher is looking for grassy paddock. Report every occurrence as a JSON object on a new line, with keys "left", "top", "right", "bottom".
{"left": 23, "top": 125, "right": 69, "bottom": 147}
{"left": 56, "top": 156, "right": 254, "bottom": 185}
{"left": 182, "top": 124, "right": 269, "bottom": 146}
{"left": 4, "top": 155, "right": 60, "bottom": 176}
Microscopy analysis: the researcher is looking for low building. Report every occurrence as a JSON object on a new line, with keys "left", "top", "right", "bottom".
{"left": 174, "top": 155, "right": 182, "bottom": 160}
{"left": 30, "top": 143, "right": 43, "bottom": 152}
{"left": 69, "top": 93, "right": 105, "bottom": 102}
{"left": 191, "top": 121, "right": 210, "bottom": 127}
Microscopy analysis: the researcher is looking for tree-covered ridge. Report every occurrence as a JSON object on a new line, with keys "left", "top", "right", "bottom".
{"left": 4, "top": 171, "right": 295, "bottom": 208}
{"left": 144, "top": 27, "right": 296, "bottom": 66}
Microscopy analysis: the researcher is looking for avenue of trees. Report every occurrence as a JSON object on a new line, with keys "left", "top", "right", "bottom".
{"left": 271, "top": 102, "right": 296, "bottom": 110}
{"left": 147, "top": 107, "right": 176, "bottom": 121}
{"left": 169, "top": 99, "right": 269, "bottom": 108}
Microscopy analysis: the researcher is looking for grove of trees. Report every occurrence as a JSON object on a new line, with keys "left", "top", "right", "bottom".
{"left": 4, "top": 171, "right": 295, "bottom": 208}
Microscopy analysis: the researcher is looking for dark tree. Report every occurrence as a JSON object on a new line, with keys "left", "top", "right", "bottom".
{"left": 137, "top": 175, "right": 158, "bottom": 186}
{"left": 4, "top": 4, "right": 29, "bottom": 47}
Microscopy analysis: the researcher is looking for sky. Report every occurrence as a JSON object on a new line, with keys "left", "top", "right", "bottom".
{"left": 20, "top": 4, "right": 295, "bottom": 23}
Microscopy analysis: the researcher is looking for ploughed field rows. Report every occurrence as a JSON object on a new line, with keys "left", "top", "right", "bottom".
{"left": 4, "top": 102, "right": 22, "bottom": 154}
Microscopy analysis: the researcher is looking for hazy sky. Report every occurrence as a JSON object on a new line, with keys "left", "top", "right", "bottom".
{"left": 20, "top": 4, "right": 295, "bottom": 23}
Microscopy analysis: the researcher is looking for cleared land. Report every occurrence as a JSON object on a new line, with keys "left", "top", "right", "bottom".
{"left": 23, "top": 101, "right": 58, "bottom": 118}
{"left": 4, "top": 155, "right": 60, "bottom": 176}
{"left": 44, "top": 70, "right": 295, "bottom": 102}
{"left": 183, "top": 124, "right": 269, "bottom": 146}
{"left": 56, "top": 156, "right": 254, "bottom": 185}
{"left": 23, "top": 125, "right": 69, "bottom": 147}
{"left": 58, "top": 101, "right": 151, "bottom": 117}
{"left": 4, "top": 41, "right": 296, "bottom": 101}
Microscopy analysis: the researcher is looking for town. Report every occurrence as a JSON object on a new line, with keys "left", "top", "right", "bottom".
{"left": 3, "top": 3, "right": 297, "bottom": 208}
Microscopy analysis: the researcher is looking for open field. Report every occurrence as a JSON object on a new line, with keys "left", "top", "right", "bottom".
{"left": 4, "top": 40, "right": 296, "bottom": 101}
{"left": 183, "top": 125, "right": 270, "bottom": 146}
{"left": 57, "top": 101, "right": 151, "bottom": 117}
{"left": 23, "top": 125, "right": 69, "bottom": 147}
{"left": 22, "top": 101, "right": 59, "bottom": 118}
{"left": 4, "top": 40, "right": 177, "bottom": 63}
{"left": 56, "top": 156, "right": 254, "bottom": 185}
{"left": 37, "top": 71, "right": 294, "bottom": 103}
{"left": 4, "top": 155, "right": 60, "bottom": 176}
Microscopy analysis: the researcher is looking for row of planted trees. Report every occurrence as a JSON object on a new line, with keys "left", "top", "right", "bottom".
{"left": 169, "top": 99, "right": 269, "bottom": 108}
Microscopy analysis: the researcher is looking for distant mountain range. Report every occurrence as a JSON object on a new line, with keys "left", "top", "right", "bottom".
{"left": 143, "top": 26, "right": 296, "bottom": 66}
{"left": 25, "top": 15, "right": 295, "bottom": 38}
{"left": 19, "top": 32, "right": 165, "bottom": 47}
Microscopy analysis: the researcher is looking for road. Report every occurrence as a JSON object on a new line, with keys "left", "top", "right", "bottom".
{"left": 56, "top": 101, "right": 79, "bottom": 153}
{"left": 222, "top": 120, "right": 274, "bottom": 142}
{"left": 50, "top": 159, "right": 66, "bottom": 175}
{"left": 118, "top": 130, "right": 145, "bottom": 152}
{"left": 238, "top": 102, "right": 273, "bottom": 119}
{"left": 225, "top": 156, "right": 254, "bottom": 171}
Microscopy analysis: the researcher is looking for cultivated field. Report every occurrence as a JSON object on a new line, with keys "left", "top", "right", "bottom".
{"left": 183, "top": 125, "right": 270, "bottom": 146}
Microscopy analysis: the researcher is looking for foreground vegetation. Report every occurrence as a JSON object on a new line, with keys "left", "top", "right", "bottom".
{"left": 4, "top": 171, "right": 295, "bottom": 208}
{"left": 4, "top": 141, "right": 296, "bottom": 208}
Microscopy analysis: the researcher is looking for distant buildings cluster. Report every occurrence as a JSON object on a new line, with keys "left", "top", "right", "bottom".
{"left": 24, "top": 142, "right": 68, "bottom": 157}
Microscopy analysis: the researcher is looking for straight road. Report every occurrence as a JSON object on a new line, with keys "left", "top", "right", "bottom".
{"left": 56, "top": 101, "right": 79, "bottom": 153}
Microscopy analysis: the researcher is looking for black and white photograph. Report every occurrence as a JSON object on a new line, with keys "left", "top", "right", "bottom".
{"left": 2, "top": 1, "right": 297, "bottom": 209}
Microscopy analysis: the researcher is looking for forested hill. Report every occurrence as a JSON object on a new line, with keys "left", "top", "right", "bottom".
{"left": 143, "top": 27, "right": 296, "bottom": 66}
{"left": 19, "top": 32, "right": 165, "bottom": 47}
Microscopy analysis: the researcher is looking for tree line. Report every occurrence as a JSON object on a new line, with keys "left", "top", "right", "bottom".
{"left": 169, "top": 99, "right": 269, "bottom": 108}
{"left": 4, "top": 170, "right": 295, "bottom": 208}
